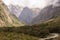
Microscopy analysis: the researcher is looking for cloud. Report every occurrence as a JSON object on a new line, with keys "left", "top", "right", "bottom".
{"left": 3, "top": 0, "right": 59, "bottom": 8}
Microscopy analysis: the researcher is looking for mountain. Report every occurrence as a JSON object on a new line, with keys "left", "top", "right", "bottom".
{"left": 8, "top": 5, "right": 41, "bottom": 25}
{"left": 8, "top": 4, "right": 23, "bottom": 17}
{"left": 31, "top": 8, "right": 40, "bottom": 18}
{"left": 32, "top": 5, "right": 60, "bottom": 24}
{"left": 7, "top": 0, "right": 60, "bottom": 25}
{"left": 0, "top": 0, "right": 24, "bottom": 27}
{"left": 19, "top": 7, "right": 35, "bottom": 25}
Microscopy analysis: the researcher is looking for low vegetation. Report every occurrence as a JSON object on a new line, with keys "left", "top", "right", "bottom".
{"left": 0, "top": 16, "right": 60, "bottom": 39}
{"left": 0, "top": 32, "right": 39, "bottom": 40}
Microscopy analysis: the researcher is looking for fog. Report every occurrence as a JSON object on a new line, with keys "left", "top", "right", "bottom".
{"left": 2, "top": 0, "right": 60, "bottom": 9}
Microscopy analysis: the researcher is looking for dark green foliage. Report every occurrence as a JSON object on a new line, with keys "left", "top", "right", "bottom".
{"left": 0, "top": 17, "right": 60, "bottom": 38}
{"left": 0, "top": 26, "right": 49, "bottom": 38}
{"left": 0, "top": 32, "right": 38, "bottom": 40}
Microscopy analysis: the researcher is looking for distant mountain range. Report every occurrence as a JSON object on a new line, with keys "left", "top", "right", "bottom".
{"left": 7, "top": 0, "right": 60, "bottom": 25}
{"left": 32, "top": 5, "right": 60, "bottom": 24}
{"left": 8, "top": 5, "right": 41, "bottom": 25}
{"left": 19, "top": 7, "right": 39, "bottom": 25}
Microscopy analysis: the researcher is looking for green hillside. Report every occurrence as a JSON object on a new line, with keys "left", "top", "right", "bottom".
{"left": 0, "top": 1, "right": 24, "bottom": 27}
{"left": 0, "top": 16, "right": 60, "bottom": 40}
{"left": 43, "top": 16, "right": 60, "bottom": 33}
{"left": 8, "top": 16, "right": 60, "bottom": 38}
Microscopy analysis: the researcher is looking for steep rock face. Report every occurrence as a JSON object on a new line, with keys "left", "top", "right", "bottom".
{"left": 0, "top": 0, "right": 24, "bottom": 27}
{"left": 8, "top": 5, "right": 41, "bottom": 25}
{"left": 8, "top": 4, "right": 23, "bottom": 17}
{"left": 32, "top": 5, "right": 60, "bottom": 24}
{"left": 19, "top": 7, "right": 34, "bottom": 24}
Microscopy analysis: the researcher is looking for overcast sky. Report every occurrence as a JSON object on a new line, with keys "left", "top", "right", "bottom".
{"left": 2, "top": 0, "right": 58, "bottom": 8}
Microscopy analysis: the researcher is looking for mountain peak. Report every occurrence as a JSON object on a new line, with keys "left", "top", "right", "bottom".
{"left": 19, "top": 7, "right": 33, "bottom": 24}
{"left": 23, "top": 7, "right": 31, "bottom": 11}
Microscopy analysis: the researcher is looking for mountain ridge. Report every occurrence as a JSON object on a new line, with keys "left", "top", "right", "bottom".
{"left": 0, "top": 0, "right": 24, "bottom": 27}
{"left": 32, "top": 5, "right": 60, "bottom": 24}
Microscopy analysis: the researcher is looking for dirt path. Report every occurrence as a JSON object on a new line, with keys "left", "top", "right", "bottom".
{"left": 39, "top": 33, "right": 59, "bottom": 40}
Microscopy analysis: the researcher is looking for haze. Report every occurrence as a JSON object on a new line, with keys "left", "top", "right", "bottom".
{"left": 2, "top": 0, "right": 59, "bottom": 9}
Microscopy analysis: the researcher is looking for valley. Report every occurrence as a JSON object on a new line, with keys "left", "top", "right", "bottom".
{"left": 0, "top": 0, "right": 60, "bottom": 40}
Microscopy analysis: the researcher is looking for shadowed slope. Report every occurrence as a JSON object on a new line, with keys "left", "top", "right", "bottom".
{"left": 0, "top": 0, "right": 24, "bottom": 27}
